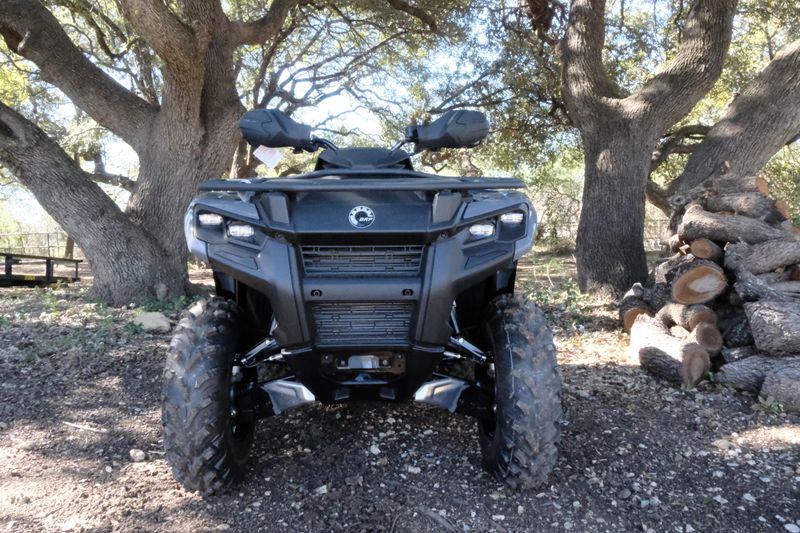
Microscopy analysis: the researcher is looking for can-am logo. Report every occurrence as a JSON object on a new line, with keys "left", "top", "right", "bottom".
{"left": 348, "top": 206, "right": 375, "bottom": 229}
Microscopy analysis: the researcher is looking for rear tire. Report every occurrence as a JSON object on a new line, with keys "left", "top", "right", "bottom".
{"left": 478, "top": 294, "right": 562, "bottom": 489}
{"left": 161, "top": 297, "right": 254, "bottom": 494}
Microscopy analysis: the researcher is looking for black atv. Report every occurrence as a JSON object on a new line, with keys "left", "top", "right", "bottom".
{"left": 162, "top": 108, "right": 562, "bottom": 494}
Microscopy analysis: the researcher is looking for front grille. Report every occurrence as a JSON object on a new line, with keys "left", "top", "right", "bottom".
{"left": 301, "top": 245, "right": 423, "bottom": 277}
{"left": 312, "top": 302, "right": 412, "bottom": 346}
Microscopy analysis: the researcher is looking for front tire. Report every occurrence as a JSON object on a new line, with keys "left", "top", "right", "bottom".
{"left": 161, "top": 297, "right": 254, "bottom": 494}
{"left": 478, "top": 294, "right": 562, "bottom": 489}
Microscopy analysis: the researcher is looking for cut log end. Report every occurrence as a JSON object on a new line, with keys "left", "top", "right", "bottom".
{"left": 681, "top": 345, "right": 712, "bottom": 386}
{"left": 656, "top": 302, "right": 717, "bottom": 330}
{"left": 689, "top": 238, "right": 723, "bottom": 263}
{"left": 670, "top": 262, "right": 728, "bottom": 304}
{"left": 623, "top": 307, "right": 652, "bottom": 333}
{"left": 687, "top": 322, "right": 723, "bottom": 355}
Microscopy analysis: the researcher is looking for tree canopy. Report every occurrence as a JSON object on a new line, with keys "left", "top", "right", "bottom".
{"left": 0, "top": 0, "right": 798, "bottom": 301}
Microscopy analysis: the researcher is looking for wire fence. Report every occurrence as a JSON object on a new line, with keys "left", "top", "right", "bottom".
{"left": 536, "top": 216, "right": 669, "bottom": 252}
{"left": 0, "top": 232, "right": 83, "bottom": 259}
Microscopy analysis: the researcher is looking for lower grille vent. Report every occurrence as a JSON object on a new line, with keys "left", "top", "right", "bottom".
{"left": 312, "top": 302, "right": 412, "bottom": 346}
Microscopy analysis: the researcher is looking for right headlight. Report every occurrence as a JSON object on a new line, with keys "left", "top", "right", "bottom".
{"left": 499, "top": 211, "right": 524, "bottom": 225}
{"left": 198, "top": 212, "right": 224, "bottom": 226}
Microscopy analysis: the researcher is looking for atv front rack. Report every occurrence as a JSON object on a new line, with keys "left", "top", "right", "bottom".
{"left": 200, "top": 169, "right": 525, "bottom": 193}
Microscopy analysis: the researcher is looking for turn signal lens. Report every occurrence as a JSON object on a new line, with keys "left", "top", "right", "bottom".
{"left": 198, "top": 213, "right": 223, "bottom": 226}
{"left": 468, "top": 222, "right": 495, "bottom": 238}
{"left": 227, "top": 223, "right": 255, "bottom": 239}
{"left": 499, "top": 212, "right": 524, "bottom": 225}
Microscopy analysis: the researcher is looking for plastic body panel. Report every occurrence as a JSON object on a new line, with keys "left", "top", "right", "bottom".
{"left": 186, "top": 174, "right": 537, "bottom": 402}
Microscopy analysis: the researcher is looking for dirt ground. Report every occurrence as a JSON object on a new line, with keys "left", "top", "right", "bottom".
{"left": 1, "top": 253, "right": 799, "bottom": 533}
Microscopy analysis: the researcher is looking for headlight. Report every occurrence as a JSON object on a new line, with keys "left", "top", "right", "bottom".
{"left": 198, "top": 213, "right": 223, "bottom": 226}
{"left": 227, "top": 222, "right": 255, "bottom": 239}
{"left": 468, "top": 222, "right": 495, "bottom": 238}
{"left": 499, "top": 211, "right": 524, "bottom": 225}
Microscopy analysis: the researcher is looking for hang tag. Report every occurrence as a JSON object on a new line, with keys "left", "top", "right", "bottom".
{"left": 253, "top": 145, "right": 283, "bottom": 168}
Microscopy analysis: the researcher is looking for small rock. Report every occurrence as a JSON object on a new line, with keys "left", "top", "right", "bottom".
{"left": 618, "top": 488, "right": 632, "bottom": 500}
{"left": 491, "top": 515, "right": 505, "bottom": 521}
{"left": 369, "top": 444, "right": 380, "bottom": 455}
{"left": 517, "top": 505, "right": 524, "bottom": 515}
{"left": 129, "top": 449, "right": 146, "bottom": 462}
{"left": 407, "top": 466, "right": 421, "bottom": 474}
{"left": 742, "top": 493, "right": 756, "bottom": 503}
{"left": 712, "top": 439, "right": 733, "bottom": 451}
{"left": 313, "top": 485, "right": 328, "bottom": 496}
{"left": 685, "top": 526, "right": 695, "bottom": 533}
{"left": 784, "top": 525, "right": 800, "bottom": 533}
{"left": 131, "top": 312, "right": 171, "bottom": 332}
{"left": 345, "top": 475, "right": 363, "bottom": 486}
{"left": 713, "top": 496, "right": 728, "bottom": 505}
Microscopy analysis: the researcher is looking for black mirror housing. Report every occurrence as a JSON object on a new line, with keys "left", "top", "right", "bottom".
{"left": 410, "top": 110, "right": 490, "bottom": 151}
{"left": 240, "top": 109, "right": 314, "bottom": 151}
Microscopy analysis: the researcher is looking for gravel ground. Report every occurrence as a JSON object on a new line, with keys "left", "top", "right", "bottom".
{"left": 1, "top": 265, "right": 799, "bottom": 532}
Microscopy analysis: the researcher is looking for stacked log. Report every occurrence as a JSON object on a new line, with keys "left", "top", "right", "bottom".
{"left": 622, "top": 174, "right": 800, "bottom": 412}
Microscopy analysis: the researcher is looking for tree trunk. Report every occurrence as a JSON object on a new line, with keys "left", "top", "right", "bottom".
{"left": 64, "top": 236, "right": 74, "bottom": 259}
{"left": 575, "top": 128, "right": 651, "bottom": 294}
{"left": 668, "top": 39, "right": 800, "bottom": 195}
{"left": 0, "top": 103, "right": 185, "bottom": 305}
{"left": 560, "top": 0, "right": 736, "bottom": 295}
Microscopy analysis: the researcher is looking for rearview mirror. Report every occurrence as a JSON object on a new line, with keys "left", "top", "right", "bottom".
{"left": 239, "top": 109, "right": 314, "bottom": 151}
{"left": 409, "top": 110, "right": 490, "bottom": 151}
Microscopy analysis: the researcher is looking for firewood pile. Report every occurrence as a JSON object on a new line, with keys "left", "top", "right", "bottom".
{"left": 621, "top": 175, "right": 800, "bottom": 412}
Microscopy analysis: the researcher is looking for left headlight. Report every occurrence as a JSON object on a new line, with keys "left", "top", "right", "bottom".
{"left": 468, "top": 222, "right": 495, "bottom": 239}
{"left": 227, "top": 222, "right": 255, "bottom": 239}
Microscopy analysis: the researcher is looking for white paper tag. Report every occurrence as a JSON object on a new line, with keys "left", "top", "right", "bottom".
{"left": 253, "top": 145, "right": 283, "bottom": 168}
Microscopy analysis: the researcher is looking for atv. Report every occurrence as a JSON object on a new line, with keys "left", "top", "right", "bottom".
{"left": 162, "top": 108, "right": 562, "bottom": 494}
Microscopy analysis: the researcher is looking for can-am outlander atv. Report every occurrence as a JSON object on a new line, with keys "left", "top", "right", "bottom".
{"left": 162, "top": 108, "right": 562, "bottom": 494}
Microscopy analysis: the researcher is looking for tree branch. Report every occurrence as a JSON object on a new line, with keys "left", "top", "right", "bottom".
{"left": 88, "top": 151, "right": 136, "bottom": 192}
{"left": 623, "top": 0, "right": 737, "bottom": 124}
{"left": 385, "top": 0, "right": 438, "bottom": 33}
{"left": 0, "top": 0, "right": 157, "bottom": 148}
{"left": 0, "top": 100, "right": 128, "bottom": 250}
{"left": 91, "top": 171, "right": 137, "bottom": 192}
{"left": 116, "top": 0, "right": 198, "bottom": 74}
{"left": 650, "top": 124, "right": 710, "bottom": 171}
{"left": 230, "top": 0, "right": 301, "bottom": 46}
{"left": 667, "top": 37, "right": 800, "bottom": 195}
{"left": 560, "top": 0, "right": 619, "bottom": 124}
